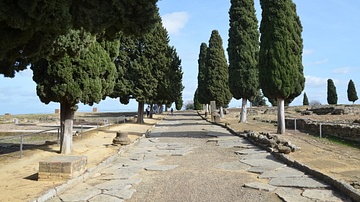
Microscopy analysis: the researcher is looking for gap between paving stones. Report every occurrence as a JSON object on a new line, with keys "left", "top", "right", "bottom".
{"left": 32, "top": 126, "right": 155, "bottom": 202}
{"left": 198, "top": 111, "right": 360, "bottom": 202}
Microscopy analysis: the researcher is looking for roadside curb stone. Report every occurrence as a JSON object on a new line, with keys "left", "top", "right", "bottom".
{"left": 33, "top": 131, "right": 148, "bottom": 202}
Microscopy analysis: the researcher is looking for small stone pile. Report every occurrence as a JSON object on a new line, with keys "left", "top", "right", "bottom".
{"left": 244, "top": 131, "right": 300, "bottom": 154}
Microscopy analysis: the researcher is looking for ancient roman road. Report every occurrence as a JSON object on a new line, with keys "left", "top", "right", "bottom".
{"left": 48, "top": 111, "right": 350, "bottom": 202}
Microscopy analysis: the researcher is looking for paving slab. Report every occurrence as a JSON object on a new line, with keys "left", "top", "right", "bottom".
{"left": 215, "top": 161, "right": 251, "bottom": 171}
{"left": 302, "top": 189, "right": 347, "bottom": 202}
{"left": 247, "top": 164, "right": 286, "bottom": 174}
{"left": 235, "top": 148, "right": 268, "bottom": 155}
{"left": 144, "top": 164, "right": 178, "bottom": 171}
{"left": 238, "top": 152, "right": 271, "bottom": 160}
{"left": 244, "top": 182, "right": 277, "bottom": 192}
{"left": 88, "top": 194, "right": 124, "bottom": 202}
{"left": 275, "top": 187, "right": 312, "bottom": 202}
{"left": 259, "top": 166, "right": 305, "bottom": 179}
{"left": 57, "top": 183, "right": 101, "bottom": 201}
{"left": 93, "top": 180, "right": 132, "bottom": 190}
{"left": 104, "top": 188, "right": 137, "bottom": 200}
{"left": 240, "top": 158, "right": 284, "bottom": 168}
{"left": 269, "top": 176, "right": 329, "bottom": 188}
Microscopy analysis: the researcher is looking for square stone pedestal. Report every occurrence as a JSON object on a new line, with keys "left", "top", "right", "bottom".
{"left": 38, "top": 156, "right": 87, "bottom": 181}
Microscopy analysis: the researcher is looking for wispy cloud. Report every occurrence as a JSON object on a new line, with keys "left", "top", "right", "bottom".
{"left": 307, "top": 59, "right": 328, "bottom": 66}
{"left": 162, "top": 12, "right": 190, "bottom": 35}
{"left": 303, "top": 49, "right": 314, "bottom": 55}
{"left": 305, "top": 75, "right": 328, "bottom": 87}
{"left": 332, "top": 67, "right": 351, "bottom": 74}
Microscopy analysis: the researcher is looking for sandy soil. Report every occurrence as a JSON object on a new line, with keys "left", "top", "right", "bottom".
{"left": 1, "top": 107, "right": 360, "bottom": 201}
{"left": 0, "top": 114, "right": 162, "bottom": 202}
{"left": 221, "top": 107, "right": 360, "bottom": 189}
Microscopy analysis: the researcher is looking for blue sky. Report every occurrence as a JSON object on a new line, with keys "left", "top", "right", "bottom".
{"left": 1, "top": 0, "right": 360, "bottom": 115}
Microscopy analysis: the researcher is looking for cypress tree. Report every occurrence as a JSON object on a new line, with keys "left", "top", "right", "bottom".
{"left": 197, "top": 43, "right": 210, "bottom": 105}
{"left": 228, "top": 0, "right": 259, "bottom": 123}
{"left": 193, "top": 89, "right": 202, "bottom": 110}
{"left": 259, "top": 0, "right": 304, "bottom": 134}
{"left": 303, "top": 92, "right": 309, "bottom": 106}
{"left": 347, "top": 79, "right": 358, "bottom": 104}
{"left": 31, "top": 29, "right": 117, "bottom": 154}
{"left": 327, "top": 79, "right": 338, "bottom": 105}
{"left": 167, "top": 46, "right": 184, "bottom": 108}
{"left": 206, "top": 30, "right": 232, "bottom": 117}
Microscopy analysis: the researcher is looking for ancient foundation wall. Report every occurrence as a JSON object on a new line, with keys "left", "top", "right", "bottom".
{"left": 285, "top": 118, "right": 360, "bottom": 142}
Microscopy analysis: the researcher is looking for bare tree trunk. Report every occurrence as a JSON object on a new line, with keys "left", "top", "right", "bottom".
{"left": 60, "top": 102, "right": 75, "bottom": 154}
{"left": 240, "top": 98, "right": 247, "bottom": 123}
{"left": 150, "top": 104, "right": 154, "bottom": 118}
{"left": 204, "top": 104, "right": 209, "bottom": 117}
{"left": 137, "top": 101, "right": 145, "bottom": 124}
{"left": 219, "top": 106, "right": 224, "bottom": 118}
{"left": 277, "top": 98, "right": 285, "bottom": 134}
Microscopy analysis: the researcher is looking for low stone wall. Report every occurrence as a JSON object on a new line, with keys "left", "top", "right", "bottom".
{"left": 285, "top": 118, "right": 360, "bottom": 142}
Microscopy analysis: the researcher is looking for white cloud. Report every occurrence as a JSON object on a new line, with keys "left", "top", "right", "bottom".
{"left": 307, "top": 59, "right": 328, "bottom": 66}
{"left": 303, "top": 49, "right": 314, "bottom": 55}
{"left": 305, "top": 75, "right": 327, "bottom": 87}
{"left": 162, "top": 12, "right": 190, "bottom": 35}
{"left": 332, "top": 67, "right": 351, "bottom": 74}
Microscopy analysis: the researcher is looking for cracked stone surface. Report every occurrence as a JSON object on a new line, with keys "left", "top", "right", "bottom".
{"left": 48, "top": 111, "right": 350, "bottom": 202}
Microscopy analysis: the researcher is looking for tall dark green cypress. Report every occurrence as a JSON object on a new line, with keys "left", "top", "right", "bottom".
{"left": 197, "top": 43, "right": 209, "bottom": 105}
{"left": 206, "top": 30, "right": 232, "bottom": 115}
{"left": 228, "top": 0, "right": 259, "bottom": 122}
{"left": 259, "top": 0, "right": 304, "bottom": 134}
{"left": 327, "top": 79, "right": 338, "bottom": 105}
{"left": 303, "top": 92, "right": 309, "bottom": 106}
{"left": 347, "top": 79, "right": 358, "bottom": 104}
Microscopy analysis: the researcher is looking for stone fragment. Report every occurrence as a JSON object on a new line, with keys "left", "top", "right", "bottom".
{"left": 259, "top": 166, "right": 304, "bottom": 179}
{"left": 275, "top": 187, "right": 312, "bottom": 202}
{"left": 235, "top": 148, "right": 267, "bottom": 155}
{"left": 269, "top": 176, "right": 329, "bottom": 188}
{"left": 302, "top": 189, "right": 345, "bottom": 202}
{"left": 58, "top": 183, "right": 101, "bottom": 201}
{"left": 113, "top": 132, "right": 131, "bottom": 145}
{"left": 244, "top": 182, "right": 277, "bottom": 192}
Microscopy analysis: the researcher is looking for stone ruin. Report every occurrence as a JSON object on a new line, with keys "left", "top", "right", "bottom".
{"left": 244, "top": 130, "right": 300, "bottom": 154}
{"left": 303, "top": 105, "right": 360, "bottom": 116}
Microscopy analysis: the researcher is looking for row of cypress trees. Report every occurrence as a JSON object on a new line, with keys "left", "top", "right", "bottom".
{"left": 196, "top": 0, "right": 305, "bottom": 134}
{"left": 302, "top": 79, "right": 358, "bottom": 106}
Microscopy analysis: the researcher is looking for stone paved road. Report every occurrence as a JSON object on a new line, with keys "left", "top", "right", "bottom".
{"left": 48, "top": 111, "right": 351, "bottom": 202}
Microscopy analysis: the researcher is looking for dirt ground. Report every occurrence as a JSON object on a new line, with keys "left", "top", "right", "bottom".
{"left": 1, "top": 108, "right": 360, "bottom": 201}
{"left": 0, "top": 113, "right": 162, "bottom": 202}
{"left": 221, "top": 107, "right": 360, "bottom": 190}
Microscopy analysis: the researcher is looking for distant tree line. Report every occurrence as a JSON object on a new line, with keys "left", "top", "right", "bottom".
{"left": 195, "top": 0, "right": 304, "bottom": 134}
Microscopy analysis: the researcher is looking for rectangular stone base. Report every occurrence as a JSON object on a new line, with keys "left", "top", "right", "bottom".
{"left": 38, "top": 156, "right": 87, "bottom": 181}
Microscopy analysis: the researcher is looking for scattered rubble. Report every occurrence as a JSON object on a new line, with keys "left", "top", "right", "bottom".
{"left": 244, "top": 130, "right": 300, "bottom": 154}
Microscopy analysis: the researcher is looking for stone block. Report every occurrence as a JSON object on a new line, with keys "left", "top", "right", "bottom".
{"left": 38, "top": 156, "right": 87, "bottom": 181}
